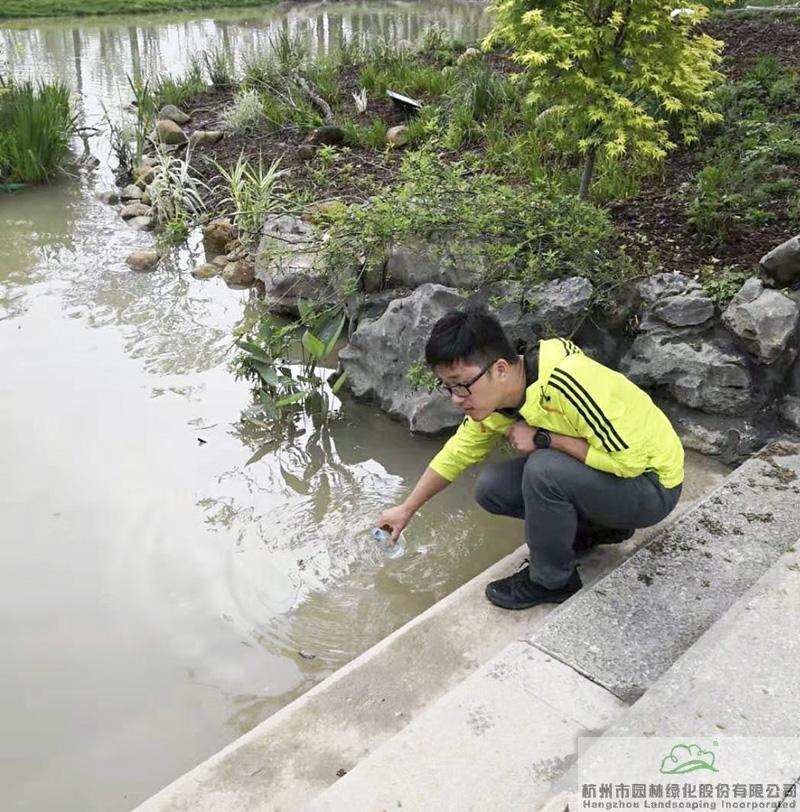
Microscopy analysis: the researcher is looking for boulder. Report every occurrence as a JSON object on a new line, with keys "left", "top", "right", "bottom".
{"left": 192, "top": 262, "right": 222, "bottom": 279}
{"left": 120, "top": 202, "right": 152, "bottom": 220}
{"left": 151, "top": 119, "right": 188, "bottom": 146}
{"left": 189, "top": 130, "right": 224, "bottom": 148}
{"left": 594, "top": 282, "right": 640, "bottom": 332}
{"left": 386, "top": 125, "right": 409, "bottom": 147}
{"left": 523, "top": 276, "right": 594, "bottom": 337}
{"left": 255, "top": 214, "right": 328, "bottom": 315}
{"left": 620, "top": 330, "right": 756, "bottom": 415}
{"left": 345, "top": 290, "right": 411, "bottom": 331}
{"left": 722, "top": 277, "right": 800, "bottom": 364}
{"left": 125, "top": 248, "right": 161, "bottom": 272}
{"left": 158, "top": 104, "right": 191, "bottom": 125}
{"left": 650, "top": 290, "right": 715, "bottom": 328}
{"left": 760, "top": 235, "right": 800, "bottom": 287}
{"left": 339, "top": 283, "right": 466, "bottom": 434}
{"left": 222, "top": 259, "right": 256, "bottom": 287}
{"left": 98, "top": 190, "right": 119, "bottom": 205}
{"left": 656, "top": 399, "right": 774, "bottom": 464}
{"left": 780, "top": 396, "right": 800, "bottom": 434}
{"left": 465, "top": 281, "right": 526, "bottom": 346}
{"left": 127, "top": 216, "right": 153, "bottom": 231}
{"left": 203, "top": 219, "right": 237, "bottom": 256}
{"left": 636, "top": 271, "right": 701, "bottom": 306}
{"left": 120, "top": 184, "right": 144, "bottom": 201}
{"left": 384, "top": 238, "right": 487, "bottom": 290}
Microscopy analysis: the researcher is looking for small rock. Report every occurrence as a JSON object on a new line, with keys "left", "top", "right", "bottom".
{"left": 306, "top": 125, "right": 347, "bottom": 147}
{"left": 386, "top": 125, "right": 409, "bottom": 147}
{"left": 211, "top": 254, "right": 230, "bottom": 269}
{"left": 203, "top": 219, "right": 238, "bottom": 256}
{"left": 151, "top": 119, "right": 188, "bottom": 146}
{"left": 158, "top": 104, "right": 191, "bottom": 125}
{"left": 141, "top": 191, "right": 152, "bottom": 206}
{"left": 760, "top": 235, "right": 800, "bottom": 287}
{"left": 132, "top": 162, "right": 157, "bottom": 182}
{"left": 303, "top": 199, "right": 345, "bottom": 223}
{"left": 457, "top": 47, "right": 481, "bottom": 65}
{"left": 98, "top": 190, "right": 119, "bottom": 205}
{"left": 125, "top": 248, "right": 161, "bottom": 272}
{"left": 120, "top": 202, "right": 152, "bottom": 220}
{"left": 296, "top": 144, "right": 317, "bottom": 162}
{"left": 189, "top": 130, "right": 224, "bottom": 148}
{"left": 127, "top": 216, "right": 153, "bottom": 231}
{"left": 134, "top": 166, "right": 157, "bottom": 189}
{"left": 120, "top": 184, "right": 144, "bottom": 201}
{"left": 222, "top": 259, "right": 256, "bottom": 287}
{"left": 192, "top": 263, "right": 222, "bottom": 279}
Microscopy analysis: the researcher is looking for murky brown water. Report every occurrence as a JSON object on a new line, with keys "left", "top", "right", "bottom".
{"left": 0, "top": 4, "right": 516, "bottom": 812}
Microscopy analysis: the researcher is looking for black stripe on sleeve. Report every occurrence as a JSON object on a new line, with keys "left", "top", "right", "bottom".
{"left": 548, "top": 379, "right": 615, "bottom": 453}
{"left": 552, "top": 368, "right": 629, "bottom": 450}
{"left": 557, "top": 338, "right": 574, "bottom": 357}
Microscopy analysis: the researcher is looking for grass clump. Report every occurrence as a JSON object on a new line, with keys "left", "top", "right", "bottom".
{"left": 223, "top": 89, "right": 266, "bottom": 135}
{"left": 0, "top": 78, "right": 76, "bottom": 183}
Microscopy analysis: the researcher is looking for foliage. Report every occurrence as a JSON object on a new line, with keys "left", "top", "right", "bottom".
{"left": 216, "top": 154, "right": 288, "bottom": 241}
{"left": 485, "top": 0, "right": 725, "bottom": 197}
{"left": 698, "top": 261, "right": 751, "bottom": 304}
{"left": 0, "top": 79, "right": 76, "bottom": 183}
{"left": 321, "top": 149, "right": 621, "bottom": 293}
{"left": 152, "top": 62, "right": 205, "bottom": 110}
{"left": 0, "top": 0, "right": 275, "bottom": 18}
{"left": 406, "top": 363, "right": 440, "bottom": 393}
{"left": 223, "top": 89, "right": 266, "bottom": 135}
{"left": 147, "top": 143, "right": 207, "bottom": 240}
{"left": 203, "top": 48, "right": 235, "bottom": 89}
{"left": 127, "top": 75, "right": 157, "bottom": 167}
{"left": 688, "top": 58, "right": 800, "bottom": 242}
{"left": 270, "top": 30, "right": 310, "bottom": 72}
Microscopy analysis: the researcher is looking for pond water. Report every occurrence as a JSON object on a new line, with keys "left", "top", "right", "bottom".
{"left": 0, "top": 3, "right": 519, "bottom": 811}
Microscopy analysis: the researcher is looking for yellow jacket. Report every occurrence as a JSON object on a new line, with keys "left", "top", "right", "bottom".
{"left": 429, "top": 338, "right": 684, "bottom": 488}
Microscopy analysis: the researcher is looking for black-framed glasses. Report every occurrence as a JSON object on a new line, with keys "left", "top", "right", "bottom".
{"left": 436, "top": 360, "right": 496, "bottom": 399}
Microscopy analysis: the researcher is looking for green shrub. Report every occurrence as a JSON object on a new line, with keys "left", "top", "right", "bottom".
{"left": 223, "top": 89, "right": 266, "bottom": 135}
{"left": 153, "top": 63, "right": 205, "bottom": 109}
{"left": 0, "top": 79, "right": 76, "bottom": 183}
{"left": 203, "top": 47, "right": 235, "bottom": 89}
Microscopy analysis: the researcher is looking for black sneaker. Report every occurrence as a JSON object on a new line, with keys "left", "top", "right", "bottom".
{"left": 573, "top": 526, "right": 635, "bottom": 553}
{"left": 485, "top": 564, "right": 582, "bottom": 610}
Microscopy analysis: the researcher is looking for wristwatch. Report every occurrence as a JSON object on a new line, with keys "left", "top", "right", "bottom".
{"left": 533, "top": 429, "right": 552, "bottom": 449}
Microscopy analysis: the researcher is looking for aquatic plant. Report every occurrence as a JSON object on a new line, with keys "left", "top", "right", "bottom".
{"left": 0, "top": 79, "right": 76, "bottom": 183}
{"left": 223, "top": 89, "right": 266, "bottom": 135}
{"left": 147, "top": 143, "right": 207, "bottom": 240}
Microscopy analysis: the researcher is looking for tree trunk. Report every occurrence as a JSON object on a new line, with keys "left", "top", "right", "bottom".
{"left": 579, "top": 145, "right": 597, "bottom": 201}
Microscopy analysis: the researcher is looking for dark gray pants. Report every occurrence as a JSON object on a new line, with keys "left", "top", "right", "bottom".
{"left": 475, "top": 450, "right": 682, "bottom": 589}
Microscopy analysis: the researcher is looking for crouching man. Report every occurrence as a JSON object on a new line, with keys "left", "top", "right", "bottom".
{"left": 375, "top": 307, "right": 684, "bottom": 610}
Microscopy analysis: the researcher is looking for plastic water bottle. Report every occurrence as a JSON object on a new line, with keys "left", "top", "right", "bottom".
{"left": 371, "top": 527, "right": 405, "bottom": 560}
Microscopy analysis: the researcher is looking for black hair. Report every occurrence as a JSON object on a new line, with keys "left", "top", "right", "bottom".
{"left": 425, "top": 306, "right": 519, "bottom": 368}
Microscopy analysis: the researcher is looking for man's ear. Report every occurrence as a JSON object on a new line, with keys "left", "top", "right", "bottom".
{"left": 494, "top": 358, "right": 511, "bottom": 378}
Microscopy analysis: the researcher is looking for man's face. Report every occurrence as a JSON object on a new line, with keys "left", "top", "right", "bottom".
{"left": 434, "top": 359, "right": 501, "bottom": 421}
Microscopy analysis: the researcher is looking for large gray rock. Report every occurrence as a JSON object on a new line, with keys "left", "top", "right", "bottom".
{"left": 339, "top": 284, "right": 466, "bottom": 434}
{"left": 760, "top": 234, "right": 800, "bottom": 287}
{"left": 635, "top": 272, "right": 714, "bottom": 334}
{"left": 779, "top": 396, "right": 800, "bottom": 433}
{"left": 636, "top": 271, "right": 701, "bottom": 305}
{"left": 723, "top": 277, "right": 800, "bottom": 364}
{"left": 523, "top": 276, "right": 593, "bottom": 337}
{"left": 465, "top": 281, "right": 526, "bottom": 345}
{"left": 620, "top": 330, "right": 756, "bottom": 415}
{"left": 384, "top": 239, "right": 487, "bottom": 291}
{"left": 158, "top": 104, "right": 191, "bottom": 125}
{"left": 151, "top": 119, "right": 188, "bottom": 146}
{"left": 650, "top": 290, "right": 715, "bottom": 328}
{"left": 255, "top": 215, "right": 329, "bottom": 316}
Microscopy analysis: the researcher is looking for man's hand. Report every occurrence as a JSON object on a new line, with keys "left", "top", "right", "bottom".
{"left": 374, "top": 503, "right": 414, "bottom": 544}
{"left": 505, "top": 421, "right": 537, "bottom": 455}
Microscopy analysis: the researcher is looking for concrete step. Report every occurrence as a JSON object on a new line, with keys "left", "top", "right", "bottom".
{"left": 132, "top": 452, "right": 728, "bottom": 812}
{"left": 302, "top": 442, "right": 800, "bottom": 812}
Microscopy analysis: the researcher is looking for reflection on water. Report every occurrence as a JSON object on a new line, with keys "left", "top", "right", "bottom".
{"left": 0, "top": 3, "right": 499, "bottom": 812}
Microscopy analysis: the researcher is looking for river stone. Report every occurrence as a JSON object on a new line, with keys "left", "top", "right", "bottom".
{"left": 120, "top": 184, "right": 144, "bottom": 201}
{"left": 339, "top": 283, "right": 466, "bottom": 434}
{"left": 386, "top": 125, "right": 409, "bottom": 147}
{"left": 158, "top": 104, "right": 191, "bottom": 125}
{"left": 203, "top": 219, "right": 237, "bottom": 256}
{"left": 384, "top": 238, "right": 487, "bottom": 290}
{"left": 760, "top": 235, "right": 800, "bottom": 287}
{"left": 151, "top": 119, "right": 188, "bottom": 146}
{"left": 189, "top": 130, "right": 224, "bottom": 147}
{"left": 620, "top": 330, "right": 756, "bottom": 415}
{"left": 523, "top": 276, "right": 593, "bottom": 337}
{"left": 121, "top": 202, "right": 152, "bottom": 220}
{"left": 127, "top": 216, "right": 153, "bottom": 231}
{"left": 132, "top": 161, "right": 157, "bottom": 182}
{"left": 723, "top": 277, "right": 800, "bottom": 364}
{"left": 192, "top": 263, "right": 222, "bottom": 280}
{"left": 255, "top": 214, "right": 328, "bottom": 316}
{"left": 134, "top": 166, "right": 157, "bottom": 189}
{"left": 125, "top": 248, "right": 161, "bottom": 272}
{"left": 98, "top": 190, "right": 119, "bottom": 205}
{"left": 222, "top": 259, "right": 256, "bottom": 287}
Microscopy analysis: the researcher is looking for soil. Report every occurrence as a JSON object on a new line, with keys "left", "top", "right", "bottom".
{"left": 175, "top": 14, "right": 800, "bottom": 273}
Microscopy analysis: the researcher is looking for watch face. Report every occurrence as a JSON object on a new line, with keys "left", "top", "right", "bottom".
{"left": 534, "top": 429, "right": 550, "bottom": 449}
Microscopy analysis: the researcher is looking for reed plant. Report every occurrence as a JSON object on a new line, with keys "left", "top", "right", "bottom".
{"left": 0, "top": 79, "right": 76, "bottom": 183}
{"left": 203, "top": 48, "right": 235, "bottom": 89}
{"left": 148, "top": 143, "right": 208, "bottom": 241}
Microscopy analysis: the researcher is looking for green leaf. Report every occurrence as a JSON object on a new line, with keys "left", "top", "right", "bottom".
{"left": 302, "top": 330, "right": 326, "bottom": 360}
{"left": 297, "top": 298, "right": 314, "bottom": 324}
{"left": 331, "top": 371, "right": 348, "bottom": 394}
{"left": 245, "top": 440, "right": 277, "bottom": 466}
{"left": 276, "top": 392, "right": 306, "bottom": 407}
{"left": 237, "top": 340, "right": 273, "bottom": 364}
{"left": 323, "top": 313, "right": 347, "bottom": 357}
{"left": 251, "top": 361, "right": 281, "bottom": 387}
